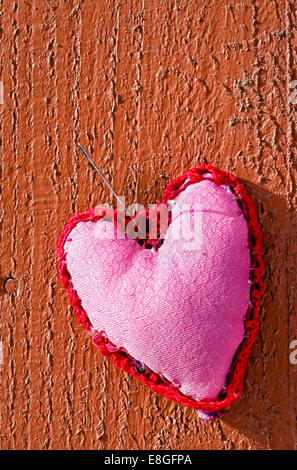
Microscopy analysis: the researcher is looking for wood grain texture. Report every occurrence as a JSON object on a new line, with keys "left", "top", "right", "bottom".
{"left": 0, "top": 0, "right": 297, "bottom": 450}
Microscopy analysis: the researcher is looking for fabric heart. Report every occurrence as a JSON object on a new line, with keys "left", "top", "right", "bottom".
{"left": 57, "top": 165, "right": 264, "bottom": 417}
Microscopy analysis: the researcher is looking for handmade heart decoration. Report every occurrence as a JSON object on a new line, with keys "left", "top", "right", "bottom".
{"left": 57, "top": 165, "right": 264, "bottom": 419}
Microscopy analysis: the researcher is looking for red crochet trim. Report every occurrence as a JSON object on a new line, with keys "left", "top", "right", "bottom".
{"left": 57, "top": 165, "right": 264, "bottom": 413}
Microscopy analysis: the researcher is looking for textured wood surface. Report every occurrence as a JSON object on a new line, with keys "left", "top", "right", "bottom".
{"left": 1, "top": 0, "right": 297, "bottom": 450}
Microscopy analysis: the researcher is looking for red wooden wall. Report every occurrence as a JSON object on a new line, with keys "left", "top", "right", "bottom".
{"left": 0, "top": 0, "right": 297, "bottom": 450}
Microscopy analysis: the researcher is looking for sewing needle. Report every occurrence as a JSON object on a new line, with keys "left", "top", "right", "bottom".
{"left": 77, "top": 143, "right": 145, "bottom": 238}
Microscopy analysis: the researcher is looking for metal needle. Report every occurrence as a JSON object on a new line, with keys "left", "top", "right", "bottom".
{"left": 77, "top": 143, "right": 144, "bottom": 237}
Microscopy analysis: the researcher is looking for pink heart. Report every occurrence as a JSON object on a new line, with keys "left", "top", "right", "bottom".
{"left": 57, "top": 165, "right": 264, "bottom": 414}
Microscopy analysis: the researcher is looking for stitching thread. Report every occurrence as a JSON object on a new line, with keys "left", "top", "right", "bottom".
{"left": 56, "top": 164, "right": 264, "bottom": 413}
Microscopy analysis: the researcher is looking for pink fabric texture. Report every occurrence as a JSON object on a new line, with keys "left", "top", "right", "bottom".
{"left": 64, "top": 180, "right": 250, "bottom": 402}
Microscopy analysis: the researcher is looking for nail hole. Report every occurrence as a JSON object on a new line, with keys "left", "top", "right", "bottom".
{"left": 4, "top": 276, "right": 19, "bottom": 294}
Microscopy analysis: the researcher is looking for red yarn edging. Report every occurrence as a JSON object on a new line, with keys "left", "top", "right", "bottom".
{"left": 56, "top": 165, "right": 264, "bottom": 413}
